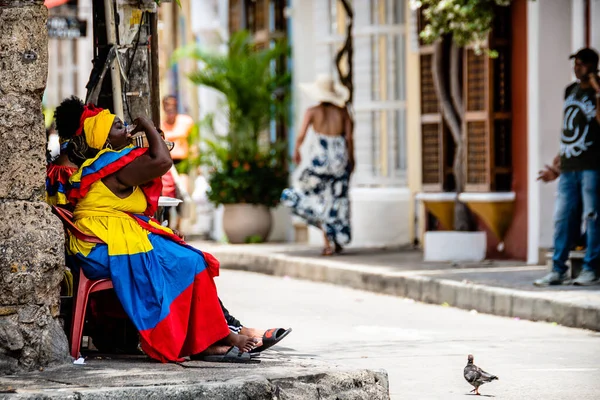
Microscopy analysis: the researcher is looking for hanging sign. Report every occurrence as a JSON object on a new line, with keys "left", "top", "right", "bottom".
{"left": 47, "top": 16, "right": 87, "bottom": 39}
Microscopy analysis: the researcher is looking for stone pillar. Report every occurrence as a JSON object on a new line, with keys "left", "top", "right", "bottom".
{"left": 0, "top": 0, "right": 69, "bottom": 373}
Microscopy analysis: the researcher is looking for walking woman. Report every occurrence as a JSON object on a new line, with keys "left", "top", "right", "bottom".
{"left": 282, "top": 75, "right": 354, "bottom": 255}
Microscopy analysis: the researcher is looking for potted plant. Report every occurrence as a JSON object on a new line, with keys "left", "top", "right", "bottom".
{"left": 174, "top": 31, "right": 291, "bottom": 243}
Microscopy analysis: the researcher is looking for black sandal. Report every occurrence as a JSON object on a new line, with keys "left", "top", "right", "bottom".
{"left": 192, "top": 346, "right": 260, "bottom": 363}
{"left": 250, "top": 328, "right": 292, "bottom": 354}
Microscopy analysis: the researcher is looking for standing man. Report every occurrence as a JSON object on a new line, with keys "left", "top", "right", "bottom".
{"left": 161, "top": 95, "right": 194, "bottom": 166}
{"left": 535, "top": 48, "right": 600, "bottom": 286}
{"left": 161, "top": 95, "right": 194, "bottom": 231}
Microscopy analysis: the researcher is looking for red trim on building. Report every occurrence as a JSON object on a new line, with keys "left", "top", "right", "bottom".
{"left": 485, "top": 0, "right": 528, "bottom": 260}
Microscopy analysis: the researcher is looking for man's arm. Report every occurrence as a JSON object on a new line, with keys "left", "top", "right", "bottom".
{"left": 588, "top": 73, "right": 600, "bottom": 124}
{"left": 538, "top": 154, "right": 560, "bottom": 182}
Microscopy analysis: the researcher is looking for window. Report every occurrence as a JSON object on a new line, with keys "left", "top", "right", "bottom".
{"left": 369, "top": 0, "right": 407, "bottom": 180}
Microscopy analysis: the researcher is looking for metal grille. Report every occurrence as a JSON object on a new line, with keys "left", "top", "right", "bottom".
{"left": 493, "top": 49, "right": 510, "bottom": 112}
{"left": 420, "top": 54, "right": 438, "bottom": 114}
{"left": 422, "top": 123, "right": 440, "bottom": 184}
{"left": 466, "top": 121, "right": 488, "bottom": 185}
{"left": 466, "top": 50, "right": 486, "bottom": 111}
{"left": 494, "top": 119, "right": 511, "bottom": 168}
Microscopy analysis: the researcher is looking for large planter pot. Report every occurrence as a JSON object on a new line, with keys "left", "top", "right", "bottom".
{"left": 222, "top": 204, "right": 273, "bottom": 244}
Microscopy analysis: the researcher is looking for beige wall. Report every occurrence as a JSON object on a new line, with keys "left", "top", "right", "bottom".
{"left": 405, "top": 2, "right": 422, "bottom": 244}
{"left": 532, "top": 0, "right": 576, "bottom": 250}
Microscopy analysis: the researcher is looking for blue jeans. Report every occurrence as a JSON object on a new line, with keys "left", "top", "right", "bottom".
{"left": 552, "top": 171, "right": 600, "bottom": 274}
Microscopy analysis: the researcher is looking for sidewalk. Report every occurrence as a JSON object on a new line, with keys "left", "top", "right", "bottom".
{"left": 191, "top": 242, "right": 600, "bottom": 332}
{"left": 0, "top": 356, "right": 389, "bottom": 399}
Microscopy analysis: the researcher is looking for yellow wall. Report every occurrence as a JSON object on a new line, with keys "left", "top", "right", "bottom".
{"left": 405, "top": 2, "right": 423, "bottom": 244}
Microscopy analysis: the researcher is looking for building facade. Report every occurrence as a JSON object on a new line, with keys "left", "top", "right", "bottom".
{"left": 527, "top": 0, "right": 600, "bottom": 263}
{"left": 44, "top": 0, "right": 94, "bottom": 112}
{"left": 291, "top": 0, "right": 415, "bottom": 247}
{"left": 414, "top": 0, "right": 600, "bottom": 263}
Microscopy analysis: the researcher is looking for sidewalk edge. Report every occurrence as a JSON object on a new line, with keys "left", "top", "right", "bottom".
{"left": 213, "top": 250, "right": 600, "bottom": 332}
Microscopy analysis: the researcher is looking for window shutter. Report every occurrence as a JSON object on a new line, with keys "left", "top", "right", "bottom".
{"left": 420, "top": 50, "right": 444, "bottom": 191}
{"left": 419, "top": 6, "right": 512, "bottom": 193}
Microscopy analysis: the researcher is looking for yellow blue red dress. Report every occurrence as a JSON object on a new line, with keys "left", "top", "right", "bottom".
{"left": 67, "top": 145, "right": 230, "bottom": 362}
{"left": 46, "top": 164, "right": 77, "bottom": 206}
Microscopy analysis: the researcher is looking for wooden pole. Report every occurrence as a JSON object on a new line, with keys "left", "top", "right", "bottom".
{"left": 103, "top": 0, "right": 124, "bottom": 118}
{"left": 150, "top": 11, "right": 161, "bottom": 128}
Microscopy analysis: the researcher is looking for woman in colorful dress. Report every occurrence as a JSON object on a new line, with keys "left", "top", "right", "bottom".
{"left": 282, "top": 75, "right": 354, "bottom": 256}
{"left": 54, "top": 96, "right": 256, "bottom": 362}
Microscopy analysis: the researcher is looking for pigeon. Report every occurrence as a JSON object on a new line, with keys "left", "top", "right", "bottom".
{"left": 464, "top": 354, "right": 498, "bottom": 395}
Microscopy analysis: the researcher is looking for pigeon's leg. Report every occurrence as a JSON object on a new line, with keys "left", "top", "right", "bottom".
{"left": 475, "top": 387, "right": 481, "bottom": 395}
{"left": 470, "top": 388, "right": 477, "bottom": 393}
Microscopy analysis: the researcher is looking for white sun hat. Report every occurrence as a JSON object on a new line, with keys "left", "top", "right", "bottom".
{"left": 299, "top": 74, "right": 349, "bottom": 107}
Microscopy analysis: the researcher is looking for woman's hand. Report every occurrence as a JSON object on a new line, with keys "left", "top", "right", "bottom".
{"left": 131, "top": 116, "right": 154, "bottom": 134}
{"left": 293, "top": 148, "right": 301, "bottom": 165}
{"left": 172, "top": 229, "right": 185, "bottom": 240}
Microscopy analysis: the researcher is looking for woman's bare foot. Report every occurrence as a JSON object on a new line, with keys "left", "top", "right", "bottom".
{"left": 239, "top": 327, "right": 266, "bottom": 347}
{"left": 225, "top": 332, "right": 257, "bottom": 353}
{"left": 322, "top": 246, "right": 334, "bottom": 256}
{"left": 321, "top": 231, "right": 334, "bottom": 256}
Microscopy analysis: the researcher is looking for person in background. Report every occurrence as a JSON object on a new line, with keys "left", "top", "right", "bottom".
{"left": 161, "top": 95, "right": 194, "bottom": 166}
{"left": 281, "top": 74, "right": 354, "bottom": 256}
{"left": 161, "top": 95, "right": 194, "bottom": 230}
{"left": 534, "top": 48, "right": 600, "bottom": 287}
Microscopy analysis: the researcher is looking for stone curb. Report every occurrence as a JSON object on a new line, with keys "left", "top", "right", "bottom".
{"left": 1, "top": 368, "right": 390, "bottom": 399}
{"left": 212, "top": 250, "right": 600, "bottom": 332}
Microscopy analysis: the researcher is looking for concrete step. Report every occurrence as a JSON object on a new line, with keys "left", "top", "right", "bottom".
{"left": 0, "top": 358, "right": 390, "bottom": 399}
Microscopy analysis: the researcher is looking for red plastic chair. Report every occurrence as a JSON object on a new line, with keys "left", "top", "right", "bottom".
{"left": 52, "top": 206, "right": 113, "bottom": 359}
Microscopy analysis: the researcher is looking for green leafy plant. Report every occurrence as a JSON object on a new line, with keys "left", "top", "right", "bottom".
{"left": 245, "top": 234, "right": 265, "bottom": 244}
{"left": 154, "top": 0, "right": 182, "bottom": 7}
{"left": 413, "top": 0, "right": 511, "bottom": 54}
{"left": 173, "top": 30, "right": 291, "bottom": 207}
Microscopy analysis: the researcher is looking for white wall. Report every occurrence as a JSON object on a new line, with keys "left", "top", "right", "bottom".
{"left": 529, "top": 0, "right": 579, "bottom": 262}
{"left": 592, "top": 0, "right": 600, "bottom": 52}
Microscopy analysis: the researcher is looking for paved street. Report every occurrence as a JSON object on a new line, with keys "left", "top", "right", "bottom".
{"left": 217, "top": 269, "right": 600, "bottom": 400}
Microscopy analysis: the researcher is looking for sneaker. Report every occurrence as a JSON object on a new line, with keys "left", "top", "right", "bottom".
{"left": 533, "top": 271, "right": 569, "bottom": 287}
{"left": 572, "top": 270, "right": 599, "bottom": 286}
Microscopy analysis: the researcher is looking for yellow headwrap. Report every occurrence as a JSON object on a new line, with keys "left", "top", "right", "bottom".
{"left": 83, "top": 109, "right": 116, "bottom": 150}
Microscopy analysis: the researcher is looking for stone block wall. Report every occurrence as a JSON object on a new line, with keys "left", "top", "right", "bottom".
{"left": 0, "top": 1, "right": 69, "bottom": 373}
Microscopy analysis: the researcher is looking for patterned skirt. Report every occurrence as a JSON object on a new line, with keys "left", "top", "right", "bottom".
{"left": 282, "top": 132, "right": 351, "bottom": 245}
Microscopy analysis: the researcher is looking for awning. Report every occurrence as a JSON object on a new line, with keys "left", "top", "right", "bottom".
{"left": 45, "top": 0, "right": 70, "bottom": 9}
